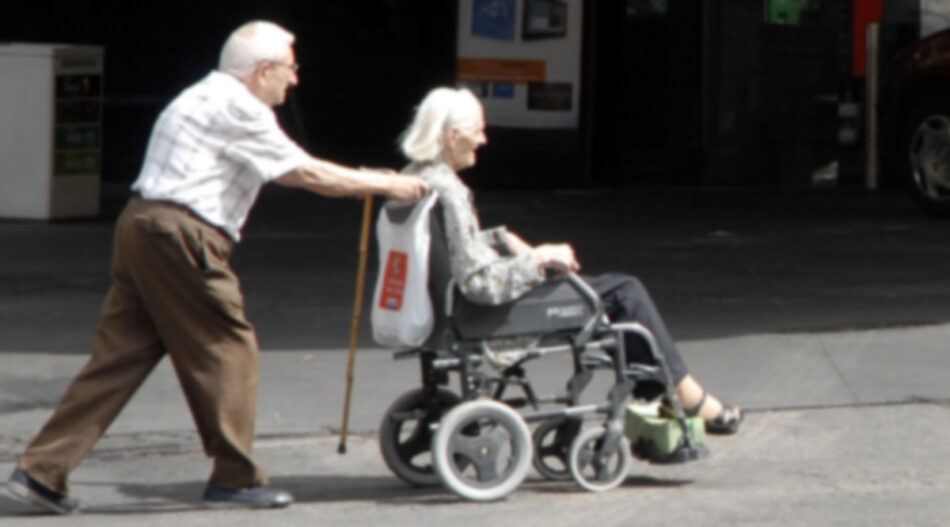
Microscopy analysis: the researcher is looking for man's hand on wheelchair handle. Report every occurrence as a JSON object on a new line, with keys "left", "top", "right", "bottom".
{"left": 387, "top": 174, "right": 430, "bottom": 202}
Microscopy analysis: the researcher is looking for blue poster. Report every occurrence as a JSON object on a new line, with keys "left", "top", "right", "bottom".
{"left": 472, "top": 0, "right": 516, "bottom": 41}
{"left": 491, "top": 83, "right": 515, "bottom": 99}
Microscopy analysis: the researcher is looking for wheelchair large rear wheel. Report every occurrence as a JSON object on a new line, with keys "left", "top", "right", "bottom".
{"left": 379, "top": 388, "right": 461, "bottom": 486}
{"left": 432, "top": 399, "right": 532, "bottom": 501}
{"left": 532, "top": 417, "right": 582, "bottom": 481}
{"left": 568, "top": 426, "right": 632, "bottom": 492}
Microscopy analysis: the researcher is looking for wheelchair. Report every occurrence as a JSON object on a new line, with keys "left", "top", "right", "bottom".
{"left": 376, "top": 199, "right": 708, "bottom": 501}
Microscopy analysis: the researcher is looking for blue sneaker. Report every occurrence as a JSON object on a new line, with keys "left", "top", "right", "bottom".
{"left": 202, "top": 483, "right": 293, "bottom": 509}
{"left": 7, "top": 469, "right": 83, "bottom": 515}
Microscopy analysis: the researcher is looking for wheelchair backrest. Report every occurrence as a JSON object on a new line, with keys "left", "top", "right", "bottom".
{"left": 426, "top": 200, "right": 600, "bottom": 344}
{"left": 424, "top": 200, "right": 452, "bottom": 348}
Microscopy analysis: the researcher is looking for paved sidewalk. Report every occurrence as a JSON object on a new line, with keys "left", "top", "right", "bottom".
{"left": 2, "top": 323, "right": 950, "bottom": 525}
{"left": 3, "top": 323, "right": 950, "bottom": 450}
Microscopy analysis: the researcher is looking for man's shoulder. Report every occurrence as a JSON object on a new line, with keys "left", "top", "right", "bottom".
{"left": 170, "top": 71, "right": 272, "bottom": 128}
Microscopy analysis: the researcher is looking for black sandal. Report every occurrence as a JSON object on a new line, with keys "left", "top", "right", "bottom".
{"left": 659, "top": 391, "right": 706, "bottom": 419}
{"left": 705, "top": 404, "right": 743, "bottom": 435}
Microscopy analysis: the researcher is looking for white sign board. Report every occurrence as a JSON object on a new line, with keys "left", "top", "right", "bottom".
{"left": 456, "top": 0, "right": 583, "bottom": 129}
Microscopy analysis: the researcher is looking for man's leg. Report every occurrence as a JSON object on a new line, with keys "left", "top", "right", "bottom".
{"left": 125, "top": 201, "right": 267, "bottom": 491}
{"left": 17, "top": 241, "right": 165, "bottom": 496}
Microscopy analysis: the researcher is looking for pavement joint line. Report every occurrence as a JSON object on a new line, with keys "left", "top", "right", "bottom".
{"left": 813, "top": 332, "right": 862, "bottom": 403}
{"left": 767, "top": 320, "right": 950, "bottom": 335}
{"left": 0, "top": 430, "right": 376, "bottom": 462}
{"left": 744, "top": 397, "right": 950, "bottom": 414}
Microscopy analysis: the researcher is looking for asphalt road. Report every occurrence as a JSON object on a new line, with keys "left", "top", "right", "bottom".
{"left": 2, "top": 183, "right": 950, "bottom": 354}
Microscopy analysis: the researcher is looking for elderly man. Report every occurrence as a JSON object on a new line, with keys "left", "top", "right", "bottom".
{"left": 7, "top": 20, "right": 428, "bottom": 513}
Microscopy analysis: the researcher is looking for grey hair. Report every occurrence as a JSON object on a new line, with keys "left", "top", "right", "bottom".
{"left": 218, "top": 20, "right": 296, "bottom": 79}
{"left": 400, "top": 87, "right": 483, "bottom": 163}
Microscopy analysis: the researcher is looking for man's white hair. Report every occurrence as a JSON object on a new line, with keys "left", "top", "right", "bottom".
{"left": 219, "top": 20, "right": 296, "bottom": 79}
{"left": 400, "top": 87, "right": 483, "bottom": 163}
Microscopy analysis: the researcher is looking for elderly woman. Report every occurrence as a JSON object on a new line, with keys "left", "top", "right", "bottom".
{"left": 398, "top": 87, "right": 742, "bottom": 434}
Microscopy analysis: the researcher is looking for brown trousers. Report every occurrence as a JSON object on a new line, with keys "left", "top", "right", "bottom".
{"left": 18, "top": 197, "right": 266, "bottom": 493}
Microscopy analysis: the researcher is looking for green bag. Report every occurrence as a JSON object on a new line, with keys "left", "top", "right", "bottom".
{"left": 624, "top": 403, "right": 707, "bottom": 458}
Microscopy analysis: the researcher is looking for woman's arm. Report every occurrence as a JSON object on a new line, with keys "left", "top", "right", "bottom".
{"left": 437, "top": 183, "right": 544, "bottom": 304}
{"left": 500, "top": 229, "right": 581, "bottom": 275}
{"left": 503, "top": 231, "right": 534, "bottom": 256}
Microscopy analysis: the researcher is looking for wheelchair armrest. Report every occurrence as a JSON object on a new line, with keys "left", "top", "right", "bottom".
{"left": 445, "top": 273, "right": 604, "bottom": 345}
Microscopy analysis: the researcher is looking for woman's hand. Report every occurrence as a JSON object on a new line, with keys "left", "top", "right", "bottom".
{"left": 532, "top": 243, "right": 581, "bottom": 277}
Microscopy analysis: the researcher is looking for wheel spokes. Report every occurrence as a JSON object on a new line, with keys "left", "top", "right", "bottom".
{"left": 395, "top": 422, "right": 432, "bottom": 465}
{"left": 911, "top": 116, "right": 950, "bottom": 199}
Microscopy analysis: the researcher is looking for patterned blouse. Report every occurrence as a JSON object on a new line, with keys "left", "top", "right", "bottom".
{"left": 407, "top": 161, "right": 543, "bottom": 305}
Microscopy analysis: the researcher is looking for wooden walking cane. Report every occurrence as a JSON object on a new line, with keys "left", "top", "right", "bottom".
{"left": 338, "top": 195, "right": 374, "bottom": 454}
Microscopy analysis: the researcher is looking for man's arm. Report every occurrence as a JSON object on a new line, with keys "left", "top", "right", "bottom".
{"left": 275, "top": 158, "right": 428, "bottom": 201}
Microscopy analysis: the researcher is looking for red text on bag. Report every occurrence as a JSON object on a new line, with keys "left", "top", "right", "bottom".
{"left": 379, "top": 250, "right": 408, "bottom": 311}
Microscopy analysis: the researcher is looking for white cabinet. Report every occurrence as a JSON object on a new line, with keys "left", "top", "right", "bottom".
{"left": 0, "top": 43, "right": 104, "bottom": 219}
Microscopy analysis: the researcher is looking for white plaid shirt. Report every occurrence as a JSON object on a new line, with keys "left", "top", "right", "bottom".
{"left": 132, "top": 71, "right": 312, "bottom": 241}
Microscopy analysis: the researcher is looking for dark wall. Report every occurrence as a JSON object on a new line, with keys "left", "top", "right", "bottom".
{"left": 1, "top": 1, "right": 457, "bottom": 182}
{"left": 3, "top": 1, "right": 852, "bottom": 190}
{"left": 703, "top": 0, "right": 839, "bottom": 187}
{"left": 589, "top": 0, "right": 704, "bottom": 186}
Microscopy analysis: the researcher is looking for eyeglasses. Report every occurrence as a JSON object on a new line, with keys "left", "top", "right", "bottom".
{"left": 259, "top": 60, "right": 300, "bottom": 73}
{"left": 273, "top": 61, "right": 299, "bottom": 73}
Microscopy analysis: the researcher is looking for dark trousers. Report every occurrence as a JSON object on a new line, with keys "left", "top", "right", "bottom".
{"left": 17, "top": 197, "right": 266, "bottom": 493}
{"left": 584, "top": 273, "right": 689, "bottom": 399}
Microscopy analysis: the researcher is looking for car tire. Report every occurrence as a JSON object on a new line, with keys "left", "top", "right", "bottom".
{"left": 898, "top": 94, "right": 950, "bottom": 216}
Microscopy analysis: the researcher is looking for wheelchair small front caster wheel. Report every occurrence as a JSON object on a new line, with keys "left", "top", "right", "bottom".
{"left": 568, "top": 426, "right": 632, "bottom": 492}
{"left": 432, "top": 399, "right": 532, "bottom": 501}
{"left": 379, "top": 388, "right": 460, "bottom": 486}
{"left": 532, "top": 417, "right": 582, "bottom": 481}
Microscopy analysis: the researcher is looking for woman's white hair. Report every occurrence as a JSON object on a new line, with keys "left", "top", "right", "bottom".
{"left": 400, "top": 87, "right": 483, "bottom": 163}
{"left": 219, "top": 20, "right": 296, "bottom": 79}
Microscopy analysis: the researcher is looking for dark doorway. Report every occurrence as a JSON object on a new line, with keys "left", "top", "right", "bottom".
{"left": 701, "top": 0, "right": 840, "bottom": 187}
{"left": 588, "top": 0, "right": 704, "bottom": 186}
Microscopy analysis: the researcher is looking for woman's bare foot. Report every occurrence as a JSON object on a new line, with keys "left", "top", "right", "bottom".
{"left": 673, "top": 375, "right": 743, "bottom": 434}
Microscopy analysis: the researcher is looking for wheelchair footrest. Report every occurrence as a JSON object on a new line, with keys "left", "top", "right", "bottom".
{"left": 624, "top": 402, "right": 709, "bottom": 465}
{"left": 631, "top": 437, "right": 710, "bottom": 465}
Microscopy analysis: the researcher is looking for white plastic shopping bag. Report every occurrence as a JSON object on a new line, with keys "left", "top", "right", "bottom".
{"left": 371, "top": 192, "right": 439, "bottom": 347}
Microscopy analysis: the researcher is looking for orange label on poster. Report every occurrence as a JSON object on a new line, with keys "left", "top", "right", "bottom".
{"left": 457, "top": 58, "right": 546, "bottom": 83}
{"left": 379, "top": 250, "right": 408, "bottom": 311}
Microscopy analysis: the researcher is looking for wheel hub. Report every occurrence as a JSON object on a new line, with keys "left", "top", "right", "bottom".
{"left": 910, "top": 115, "right": 950, "bottom": 199}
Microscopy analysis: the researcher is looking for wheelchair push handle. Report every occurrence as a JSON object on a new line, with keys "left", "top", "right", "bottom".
{"left": 564, "top": 272, "right": 603, "bottom": 312}
{"left": 564, "top": 272, "right": 606, "bottom": 347}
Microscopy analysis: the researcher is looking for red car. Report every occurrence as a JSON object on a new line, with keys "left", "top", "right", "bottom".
{"left": 880, "top": 27, "right": 950, "bottom": 215}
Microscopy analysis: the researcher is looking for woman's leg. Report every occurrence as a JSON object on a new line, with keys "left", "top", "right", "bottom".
{"left": 584, "top": 273, "right": 688, "bottom": 383}
{"left": 584, "top": 273, "right": 741, "bottom": 432}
